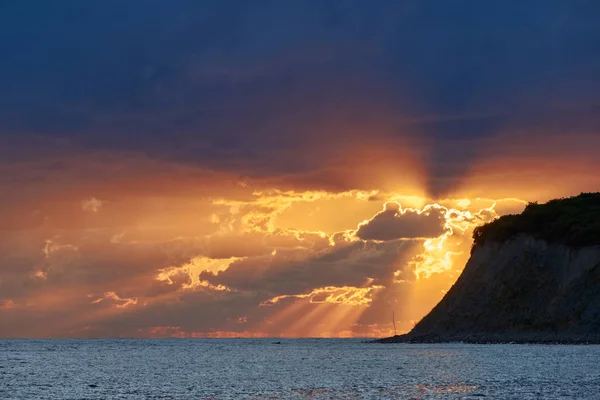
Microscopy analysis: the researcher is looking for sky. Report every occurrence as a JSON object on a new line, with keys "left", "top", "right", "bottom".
{"left": 1, "top": 1, "right": 600, "bottom": 338}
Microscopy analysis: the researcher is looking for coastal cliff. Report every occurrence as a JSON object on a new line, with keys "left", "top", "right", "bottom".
{"left": 379, "top": 193, "right": 600, "bottom": 343}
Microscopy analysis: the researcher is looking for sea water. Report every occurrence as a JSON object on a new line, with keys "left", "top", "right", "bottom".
{"left": 1, "top": 339, "right": 598, "bottom": 399}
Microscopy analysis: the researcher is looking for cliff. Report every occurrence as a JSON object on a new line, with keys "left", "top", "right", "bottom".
{"left": 378, "top": 193, "right": 600, "bottom": 344}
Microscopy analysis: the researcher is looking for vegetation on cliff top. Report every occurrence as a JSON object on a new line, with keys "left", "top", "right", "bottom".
{"left": 473, "top": 192, "right": 600, "bottom": 248}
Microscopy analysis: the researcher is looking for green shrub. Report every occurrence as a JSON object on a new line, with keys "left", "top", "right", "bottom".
{"left": 473, "top": 193, "right": 600, "bottom": 248}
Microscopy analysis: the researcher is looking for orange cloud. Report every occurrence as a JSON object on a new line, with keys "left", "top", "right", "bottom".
{"left": 91, "top": 292, "right": 139, "bottom": 308}
{"left": 262, "top": 284, "right": 384, "bottom": 306}
{"left": 81, "top": 197, "right": 103, "bottom": 213}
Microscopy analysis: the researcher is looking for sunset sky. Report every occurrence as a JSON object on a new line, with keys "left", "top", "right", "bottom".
{"left": 1, "top": 1, "right": 600, "bottom": 338}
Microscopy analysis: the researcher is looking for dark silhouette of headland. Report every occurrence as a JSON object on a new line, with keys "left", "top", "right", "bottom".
{"left": 377, "top": 193, "right": 600, "bottom": 344}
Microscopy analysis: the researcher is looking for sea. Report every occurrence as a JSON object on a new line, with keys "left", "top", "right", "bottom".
{"left": 1, "top": 339, "right": 598, "bottom": 399}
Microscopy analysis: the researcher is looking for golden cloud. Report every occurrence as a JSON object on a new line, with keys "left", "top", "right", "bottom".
{"left": 261, "top": 285, "right": 385, "bottom": 306}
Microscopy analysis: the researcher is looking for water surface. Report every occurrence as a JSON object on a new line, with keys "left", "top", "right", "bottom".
{"left": 1, "top": 339, "right": 598, "bottom": 399}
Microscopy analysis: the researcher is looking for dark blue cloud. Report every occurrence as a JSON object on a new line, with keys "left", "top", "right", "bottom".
{"left": 1, "top": 1, "right": 600, "bottom": 194}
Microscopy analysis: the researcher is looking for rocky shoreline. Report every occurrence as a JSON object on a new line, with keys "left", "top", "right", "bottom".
{"left": 372, "top": 332, "right": 600, "bottom": 344}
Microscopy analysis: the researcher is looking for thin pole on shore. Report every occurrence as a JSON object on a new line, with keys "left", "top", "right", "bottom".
{"left": 393, "top": 311, "right": 397, "bottom": 336}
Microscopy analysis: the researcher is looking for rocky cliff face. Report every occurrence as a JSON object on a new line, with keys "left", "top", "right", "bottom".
{"left": 379, "top": 234, "right": 600, "bottom": 343}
